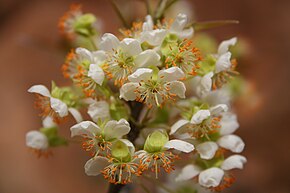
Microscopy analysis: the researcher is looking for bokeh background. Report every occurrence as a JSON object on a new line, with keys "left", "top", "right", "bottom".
{"left": 0, "top": 0, "right": 289, "bottom": 193}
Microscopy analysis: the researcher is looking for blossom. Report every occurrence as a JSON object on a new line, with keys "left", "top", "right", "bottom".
{"left": 137, "top": 130, "right": 194, "bottom": 178}
{"left": 176, "top": 155, "right": 247, "bottom": 189}
{"left": 70, "top": 119, "right": 130, "bottom": 155}
{"left": 87, "top": 99, "right": 110, "bottom": 122}
{"left": 99, "top": 33, "right": 160, "bottom": 85}
{"left": 169, "top": 13, "right": 194, "bottom": 39}
{"left": 62, "top": 47, "right": 106, "bottom": 97}
{"left": 28, "top": 84, "right": 82, "bottom": 123}
{"left": 84, "top": 140, "right": 140, "bottom": 184}
{"left": 120, "top": 67, "right": 186, "bottom": 108}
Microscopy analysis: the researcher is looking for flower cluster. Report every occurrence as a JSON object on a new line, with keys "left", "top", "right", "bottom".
{"left": 26, "top": 2, "right": 247, "bottom": 192}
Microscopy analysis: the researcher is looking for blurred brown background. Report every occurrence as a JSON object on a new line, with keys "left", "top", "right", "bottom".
{"left": 0, "top": 0, "right": 289, "bottom": 193}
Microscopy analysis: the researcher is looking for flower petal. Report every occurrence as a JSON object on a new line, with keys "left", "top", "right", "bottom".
{"left": 135, "top": 50, "right": 160, "bottom": 67}
{"left": 87, "top": 63, "right": 105, "bottom": 85}
{"left": 92, "top": 50, "right": 107, "bottom": 64}
{"left": 170, "top": 119, "right": 190, "bottom": 135}
{"left": 120, "top": 38, "right": 142, "bottom": 56}
{"left": 142, "top": 15, "right": 153, "bottom": 31}
{"left": 219, "top": 112, "right": 239, "bottom": 135}
{"left": 76, "top": 47, "right": 93, "bottom": 61}
{"left": 209, "top": 104, "right": 228, "bottom": 115}
{"left": 158, "top": 67, "right": 185, "bottom": 82}
{"left": 68, "top": 108, "right": 83, "bottom": 123}
{"left": 99, "top": 33, "right": 120, "bottom": 52}
{"left": 88, "top": 100, "right": 110, "bottom": 122}
{"left": 215, "top": 52, "right": 232, "bottom": 73}
{"left": 50, "top": 97, "right": 68, "bottom": 117}
{"left": 164, "top": 139, "right": 194, "bottom": 153}
{"left": 198, "top": 167, "right": 224, "bottom": 188}
{"left": 42, "top": 116, "right": 56, "bottom": 128}
{"left": 190, "top": 110, "right": 211, "bottom": 124}
{"left": 167, "top": 80, "right": 186, "bottom": 98}
{"left": 128, "top": 68, "right": 153, "bottom": 82}
{"left": 104, "top": 119, "right": 131, "bottom": 140}
{"left": 176, "top": 164, "right": 201, "bottom": 181}
{"left": 196, "top": 72, "right": 213, "bottom": 97}
{"left": 217, "top": 134, "right": 245, "bottom": 153}
{"left": 28, "top": 85, "right": 51, "bottom": 97}
{"left": 196, "top": 142, "right": 218, "bottom": 160}
{"left": 84, "top": 156, "right": 109, "bottom": 176}
{"left": 218, "top": 37, "right": 237, "bottom": 55}
{"left": 26, "top": 130, "right": 48, "bottom": 150}
{"left": 70, "top": 121, "right": 101, "bottom": 138}
{"left": 170, "top": 14, "right": 187, "bottom": 33}
{"left": 119, "top": 82, "right": 139, "bottom": 101}
{"left": 221, "top": 155, "right": 247, "bottom": 170}
{"left": 140, "top": 29, "right": 167, "bottom": 46}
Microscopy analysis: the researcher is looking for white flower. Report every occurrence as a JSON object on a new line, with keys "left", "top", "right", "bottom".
{"left": 215, "top": 37, "right": 237, "bottom": 73}
{"left": 87, "top": 100, "right": 110, "bottom": 122}
{"left": 120, "top": 67, "right": 186, "bottom": 107}
{"left": 28, "top": 85, "right": 82, "bottom": 123}
{"left": 99, "top": 33, "right": 160, "bottom": 85}
{"left": 196, "top": 142, "right": 219, "bottom": 160}
{"left": 140, "top": 15, "right": 167, "bottom": 46}
{"left": 70, "top": 119, "right": 131, "bottom": 154}
{"left": 26, "top": 130, "right": 49, "bottom": 150}
{"left": 176, "top": 154, "right": 246, "bottom": 188}
{"left": 170, "top": 13, "right": 194, "bottom": 39}
{"left": 217, "top": 134, "right": 245, "bottom": 153}
{"left": 194, "top": 72, "right": 214, "bottom": 98}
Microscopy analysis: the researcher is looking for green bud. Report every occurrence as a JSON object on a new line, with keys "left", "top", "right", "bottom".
{"left": 73, "top": 13, "right": 96, "bottom": 36}
{"left": 144, "top": 130, "right": 169, "bottom": 153}
{"left": 111, "top": 140, "right": 132, "bottom": 163}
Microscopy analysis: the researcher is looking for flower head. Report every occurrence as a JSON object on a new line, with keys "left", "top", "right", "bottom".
{"left": 120, "top": 67, "right": 186, "bottom": 108}
{"left": 70, "top": 119, "right": 130, "bottom": 156}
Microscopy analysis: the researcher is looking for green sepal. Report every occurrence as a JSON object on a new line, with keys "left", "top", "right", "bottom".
{"left": 50, "top": 81, "right": 79, "bottom": 107}
{"left": 73, "top": 13, "right": 97, "bottom": 37}
{"left": 48, "top": 136, "right": 68, "bottom": 147}
{"left": 111, "top": 140, "right": 132, "bottom": 163}
{"left": 196, "top": 55, "right": 216, "bottom": 76}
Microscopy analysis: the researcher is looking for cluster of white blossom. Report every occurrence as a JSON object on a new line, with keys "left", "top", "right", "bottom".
{"left": 26, "top": 3, "right": 246, "bottom": 192}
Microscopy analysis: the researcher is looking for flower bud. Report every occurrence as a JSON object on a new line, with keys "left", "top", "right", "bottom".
{"left": 73, "top": 14, "right": 96, "bottom": 36}
{"left": 144, "top": 130, "right": 169, "bottom": 153}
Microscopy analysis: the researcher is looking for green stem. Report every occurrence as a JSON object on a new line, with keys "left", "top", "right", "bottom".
{"left": 109, "top": 0, "right": 130, "bottom": 28}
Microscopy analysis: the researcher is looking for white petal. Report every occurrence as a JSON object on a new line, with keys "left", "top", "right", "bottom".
{"left": 203, "top": 89, "right": 231, "bottom": 106}
{"left": 167, "top": 80, "right": 186, "bottom": 98}
{"left": 87, "top": 64, "right": 105, "bottom": 85}
{"left": 99, "top": 33, "right": 120, "bottom": 52}
{"left": 70, "top": 121, "right": 101, "bottom": 138}
{"left": 28, "top": 85, "right": 51, "bottom": 97}
{"left": 120, "top": 38, "right": 142, "bottom": 56}
{"left": 170, "top": 119, "right": 190, "bottom": 135}
{"left": 164, "top": 139, "right": 194, "bottom": 153}
{"left": 215, "top": 52, "right": 232, "bottom": 73}
{"left": 68, "top": 108, "right": 83, "bottom": 123}
{"left": 178, "top": 27, "right": 194, "bottom": 39}
{"left": 135, "top": 50, "right": 160, "bottom": 67}
{"left": 209, "top": 104, "right": 228, "bottom": 115}
{"left": 218, "top": 37, "right": 237, "bottom": 55}
{"left": 142, "top": 15, "right": 153, "bottom": 31}
{"left": 170, "top": 13, "right": 188, "bottom": 33}
{"left": 104, "top": 119, "right": 131, "bottom": 140}
{"left": 50, "top": 97, "right": 68, "bottom": 117}
{"left": 176, "top": 164, "right": 201, "bottom": 181}
{"left": 84, "top": 156, "right": 109, "bottom": 176}
{"left": 92, "top": 50, "right": 107, "bottom": 64}
{"left": 221, "top": 155, "right": 247, "bottom": 170}
{"left": 119, "top": 139, "right": 135, "bottom": 155}
{"left": 198, "top": 167, "right": 224, "bottom": 188}
{"left": 76, "top": 47, "right": 93, "bottom": 61}
{"left": 140, "top": 29, "right": 167, "bottom": 46}
{"left": 88, "top": 100, "right": 110, "bottom": 122}
{"left": 217, "top": 134, "right": 245, "bottom": 153}
{"left": 196, "top": 72, "right": 213, "bottom": 97}
{"left": 128, "top": 68, "right": 153, "bottom": 82}
{"left": 42, "top": 116, "right": 56, "bottom": 128}
{"left": 26, "top": 130, "right": 48, "bottom": 150}
{"left": 196, "top": 142, "right": 218, "bottom": 160}
{"left": 219, "top": 112, "right": 239, "bottom": 135}
{"left": 158, "top": 67, "right": 185, "bottom": 82}
{"left": 119, "top": 82, "right": 138, "bottom": 101}
{"left": 190, "top": 110, "right": 210, "bottom": 124}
